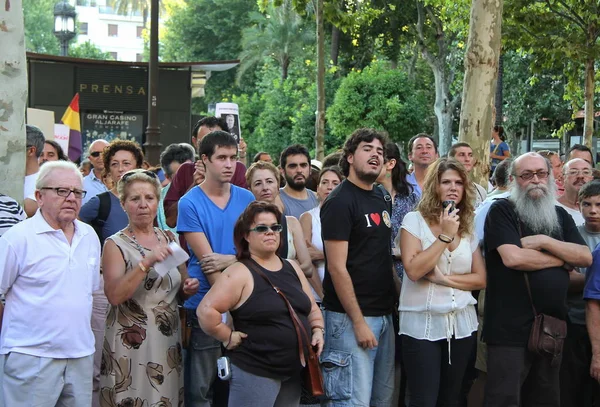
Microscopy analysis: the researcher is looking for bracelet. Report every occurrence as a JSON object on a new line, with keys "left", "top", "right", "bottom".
{"left": 438, "top": 234, "right": 454, "bottom": 244}
{"left": 225, "top": 330, "right": 234, "bottom": 349}
{"left": 138, "top": 262, "right": 150, "bottom": 274}
{"left": 311, "top": 326, "right": 325, "bottom": 335}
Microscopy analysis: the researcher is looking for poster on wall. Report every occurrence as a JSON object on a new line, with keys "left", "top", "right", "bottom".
{"left": 215, "top": 103, "right": 240, "bottom": 143}
{"left": 81, "top": 111, "right": 144, "bottom": 154}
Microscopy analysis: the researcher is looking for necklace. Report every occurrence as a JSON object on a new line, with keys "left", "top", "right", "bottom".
{"left": 126, "top": 225, "right": 161, "bottom": 258}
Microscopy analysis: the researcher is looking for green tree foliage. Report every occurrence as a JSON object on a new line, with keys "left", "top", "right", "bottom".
{"left": 238, "top": 0, "right": 314, "bottom": 81}
{"left": 23, "top": 0, "right": 60, "bottom": 54}
{"left": 327, "top": 62, "right": 432, "bottom": 145}
{"left": 68, "top": 41, "right": 113, "bottom": 60}
{"left": 161, "top": 0, "right": 259, "bottom": 110}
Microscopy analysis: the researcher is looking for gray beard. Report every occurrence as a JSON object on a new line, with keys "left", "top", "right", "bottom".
{"left": 509, "top": 181, "right": 559, "bottom": 236}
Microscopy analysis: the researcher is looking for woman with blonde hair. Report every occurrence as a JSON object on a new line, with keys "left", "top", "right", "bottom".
{"left": 398, "top": 158, "right": 486, "bottom": 407}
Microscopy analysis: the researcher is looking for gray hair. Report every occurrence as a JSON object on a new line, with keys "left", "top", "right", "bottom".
{"left": 36, "top": 161, "right": 83, "bottom": 190}
{"left": 26, "top": 125, "right": 46, "bottom": 159}
{"left": 117, "top": 169, "right": 161, "bottom": 203}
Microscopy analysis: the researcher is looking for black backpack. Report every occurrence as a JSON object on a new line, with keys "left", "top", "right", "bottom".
{"left": 90, "top": 191, "right": 111, "bottom": 247}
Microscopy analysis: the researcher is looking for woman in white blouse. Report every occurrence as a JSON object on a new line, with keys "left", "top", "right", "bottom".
{"left": 399, "top": 158, "right": 486, "bottom": 407}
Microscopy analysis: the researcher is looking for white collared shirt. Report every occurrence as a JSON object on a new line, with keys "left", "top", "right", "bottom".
{"left": 0, "top": 211, "right": 101, "bottom": 358}
{"left": 82, "top": 170, "right": 108, "bottom": 205}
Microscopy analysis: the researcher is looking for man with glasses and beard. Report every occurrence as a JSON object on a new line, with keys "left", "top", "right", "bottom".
{"left": 482, "top": 152, "right": 592, "bottom": 407}
{"left": 320, "top": 128, "right": 397, "bottom": 406}
{"left": 279, "top": 144, "right": 319, "bottom": 218}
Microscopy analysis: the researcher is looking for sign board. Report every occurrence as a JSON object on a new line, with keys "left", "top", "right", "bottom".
{"left": 54, "top": 124, "right": 70, "bottom": 154}
{"left": 215, "top": 102, "right": 241, "bottom": 143}
{"left": 26, "top": 108, "right": 55, "bottom": 141}
{"left": 81, "top": 111, "right": 144, "bottom": 154}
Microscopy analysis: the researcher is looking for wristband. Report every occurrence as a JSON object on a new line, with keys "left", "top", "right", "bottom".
{"left": 139, "top": 262, "right": 149, "bottom": 274}
{"left": 438, "top": 234, "right": 453, "bottom": 244}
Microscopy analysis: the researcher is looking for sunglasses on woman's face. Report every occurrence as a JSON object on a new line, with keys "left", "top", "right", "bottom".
{"left": 249, "top": 224, "right": 284, "bottom": 234}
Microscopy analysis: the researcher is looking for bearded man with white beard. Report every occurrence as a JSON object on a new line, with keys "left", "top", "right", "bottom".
{"left": 481, "top": 152, "right": 592, "bottom": 407}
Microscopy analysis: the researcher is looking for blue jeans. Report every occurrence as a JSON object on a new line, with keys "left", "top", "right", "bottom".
{"left": 184, "top": 309, "right": 222, "bottom": 407}
{"left": 320, "top": 310, "right": 395, "bottom": 407}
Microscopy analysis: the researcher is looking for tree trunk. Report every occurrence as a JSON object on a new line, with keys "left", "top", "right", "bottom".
{"left": 495, "top": 53, "right": 504, "bottom": 126}
{"left": 0, "top": 0, "right": 28, "bottom": 202}
{"left": 282, "top": 56, "right": 289, "bottom": 80}
{"left": 331, "top": 26, "right": 340, "bottom": 66}
{"left": 458, "top": 0, "right": 503, "bottom": 186}
{"left": 583, "top": 57, "right": 594, "bottom": 149}
{"left": 315, "top": 0, "right": 326, "bottom": 161}
{"left": 430, "top": 60, "right": 456, "bottom": 155}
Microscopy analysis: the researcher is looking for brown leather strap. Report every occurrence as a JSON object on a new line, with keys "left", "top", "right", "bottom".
{"left": 244, "top": 259, "right": 309, "bottom": 367}
{"left": 523, "top": 274, "right": 538, "bottom": 317}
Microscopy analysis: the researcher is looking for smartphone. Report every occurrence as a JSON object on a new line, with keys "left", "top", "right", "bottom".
{"left": 442, "top": 200, "right": 455, "bottom": 213}
{"left": 217, "top": 356, "right": 231, "bottom": 381}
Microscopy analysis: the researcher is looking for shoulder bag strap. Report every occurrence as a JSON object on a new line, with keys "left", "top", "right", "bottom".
{"left": 243, "top": 259, "right": 309, "bottom": 367}
{"left": 511, "top": 202, "right": 539, "bottom": 317}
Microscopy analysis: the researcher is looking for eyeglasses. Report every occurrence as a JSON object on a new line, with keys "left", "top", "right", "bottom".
{"left": 516, "top": 170, "right": 549, "bottom": 181}
{"left": 121, "top": 170, "right": 159, "bottom": 182}
{"left": 89, "top": 151, "right": 102, "bottom": 158}
{"left": 249, "top": 224, "right": 284, "bottom": 233}
{"left": 566, "top": 169, "right": 593, "bottom": 177}
{"left": 40, "top": 187, "right": 87, "bottom": 199}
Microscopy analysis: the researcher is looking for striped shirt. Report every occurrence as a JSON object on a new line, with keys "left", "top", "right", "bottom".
{"left": 0, "top": 194, "right": 25, "bottom": 237}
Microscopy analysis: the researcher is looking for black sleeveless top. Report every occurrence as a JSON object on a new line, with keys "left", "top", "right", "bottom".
{"left": 228, "top": 258, "right": 312, "bottom": 379}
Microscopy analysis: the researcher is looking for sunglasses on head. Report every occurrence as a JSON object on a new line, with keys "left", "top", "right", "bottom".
{"left": 121, "top": 169, "right": 159, "bottom": 182}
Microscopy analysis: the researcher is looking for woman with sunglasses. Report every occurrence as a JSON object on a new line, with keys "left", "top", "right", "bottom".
{"left": 197, "top": 201, "right": 324, "bottom": 407}
{"left": 101, "top": 169, "right": 199, "bottom": 406}
{"left": 79, "top": 139, "right": 146, "bottom": 407}
{"left": 245, "top": 161, "right": 315, "bottom": 278}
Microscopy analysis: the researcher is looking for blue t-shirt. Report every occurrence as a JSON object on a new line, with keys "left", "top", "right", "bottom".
{"left": 583, "top": 244, "right": 600, "bottom": 302}
{"left": 176, "top": 185, "right": 255, "bottom": 309}
{"left": 79, "top": 192, "right": 128, "bottom": 244}
{"left": 406, "top": 173, "right": 422, "bottom": 199}
{"left": 490, "top": 141, "right": 509, "bottom": 168}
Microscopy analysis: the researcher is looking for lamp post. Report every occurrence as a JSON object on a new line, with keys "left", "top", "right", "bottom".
{"left": 53, "top": 1, "right": 76, "bottom": 57}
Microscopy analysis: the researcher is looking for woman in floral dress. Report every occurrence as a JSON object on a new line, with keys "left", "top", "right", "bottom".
{"left": 100, "top": 169, "right": 199, "bottom": 407}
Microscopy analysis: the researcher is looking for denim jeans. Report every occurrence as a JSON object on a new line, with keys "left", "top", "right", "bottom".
{"left": 228, "top": 364, "right": 301, "bottom": 407}
{"left": 184, "top": 309, "right": 222, "bottom": 407}
{"left": 320, "top": 310, "right": 395, "bottom": 407}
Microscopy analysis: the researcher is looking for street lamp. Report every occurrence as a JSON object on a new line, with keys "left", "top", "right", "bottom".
{"left": 53, "top": 1, "right": 77, "bottom": 57}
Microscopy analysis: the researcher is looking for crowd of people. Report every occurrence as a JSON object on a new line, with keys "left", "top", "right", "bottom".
{"left": 1, "top": 118, "right": 600, "bottom": 407}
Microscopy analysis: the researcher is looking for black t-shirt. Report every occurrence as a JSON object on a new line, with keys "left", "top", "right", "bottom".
{"left": 482, "top": 198, "right": 585, "bottom": 346}
{"left": 321, "top": 179, "right": 395, "bottom": 316}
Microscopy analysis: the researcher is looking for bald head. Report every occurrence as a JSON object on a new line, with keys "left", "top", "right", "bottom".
{"left": 511, "top": 152, "right": 549, "bottom": 177}
{"left": 562, "top": 158, "right": 593, "bottom": 196}
{"left": 88, "top": 139, "right": 109, "bottom": 173}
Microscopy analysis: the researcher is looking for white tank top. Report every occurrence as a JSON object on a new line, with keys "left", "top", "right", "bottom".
{"left": 307, "top": 206, "right": 324, "bottom": 302}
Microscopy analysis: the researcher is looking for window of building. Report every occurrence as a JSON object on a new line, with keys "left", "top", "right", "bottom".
{"left": 108, "top": 24, "right": 118, "bottom": 37}
{"left": 136, "top": 53, "right": 143, "bottom": 62}
{"left": 136, "top": 26, "right": 144, "bottom": 38}
{"left": 79, "top": 22, "right": 88, "bottom": 35}
{"left": 109, "top": 52, "right": 118, "bottom": 60}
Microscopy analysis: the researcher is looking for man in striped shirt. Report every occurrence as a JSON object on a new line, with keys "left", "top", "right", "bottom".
{"left": 0, "top": 194, "right": 25, "bottom": 237}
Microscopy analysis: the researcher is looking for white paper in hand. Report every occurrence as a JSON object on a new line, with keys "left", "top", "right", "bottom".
{"left": 153, "top": 242, "right": 190, "bottom": 277}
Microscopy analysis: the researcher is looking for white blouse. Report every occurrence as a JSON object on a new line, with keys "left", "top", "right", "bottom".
{"left": 399, "top": 211, "right": 478, "bottom": 342}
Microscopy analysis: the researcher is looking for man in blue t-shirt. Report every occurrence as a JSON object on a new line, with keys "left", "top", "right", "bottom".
{"left": 177, "top": 131, "right": 254, "bottom": 407}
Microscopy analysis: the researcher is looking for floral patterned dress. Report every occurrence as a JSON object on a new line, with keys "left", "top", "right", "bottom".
{"left": 100, "top": 230, "right": 183, "bottom": 407}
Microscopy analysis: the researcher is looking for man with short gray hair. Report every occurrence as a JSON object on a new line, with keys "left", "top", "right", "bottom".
{"left": 23, "top": 125, "right": 45, "bottom": 217}
{"left": 0, "top": 161, "right": 101, "bottom": 406}
{"left": 556, "top": 158, "right": 594, "bottom": 226}
{"left": 82, "top": 139, "right": 110, "bottom": 205}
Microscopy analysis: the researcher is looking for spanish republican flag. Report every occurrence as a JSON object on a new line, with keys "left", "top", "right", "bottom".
{"left": 60, "top": 93, "right": 82, "bottom": 161}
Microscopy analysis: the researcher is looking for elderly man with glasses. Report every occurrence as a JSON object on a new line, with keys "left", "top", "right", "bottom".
{"left": 556, "top": 158, "right": 594, "bottom": 226}
{"left": 482, "top": 152, "right": 592, "bottom": 407}
{"left": 0, "top": 161, "right": 101, "bottom": 406}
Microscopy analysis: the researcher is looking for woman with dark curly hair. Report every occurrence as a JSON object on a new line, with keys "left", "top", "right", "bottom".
{"left": 100, "top": 169, "right": 199, "bottom": 406}
{"left": 398, "top": 158, "right": 486, "bottom": 407}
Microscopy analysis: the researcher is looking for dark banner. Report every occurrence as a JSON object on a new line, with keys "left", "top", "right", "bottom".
{"left": 82, "top": 111, "right": 145, "bottom": 155}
